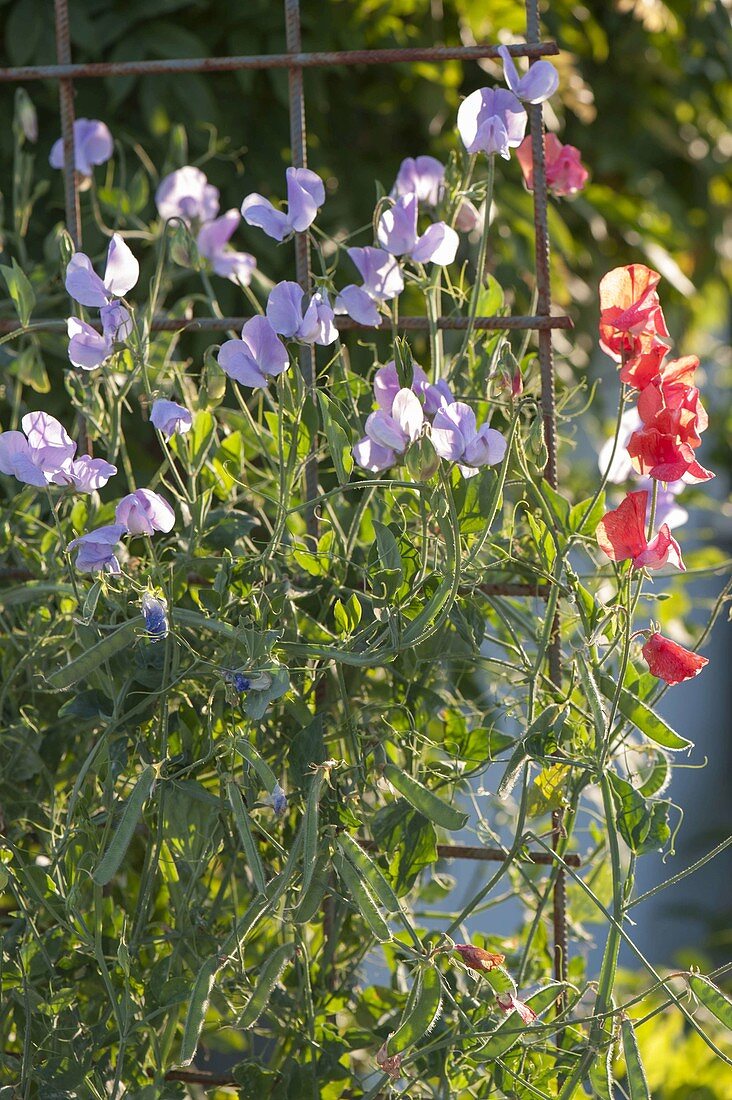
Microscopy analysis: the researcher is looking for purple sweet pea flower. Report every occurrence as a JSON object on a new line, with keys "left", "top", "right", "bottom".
{"left": 150, "top": 399, "right": 193, "bottom": 438}
{"left": 155, "top": 165, "right": 220, "bottom": 226}
{"left": 498, "top": 45, "right": 559, "bottom": 105}
{"left": 374, "top": 361, "right": 453, "bottom": 417}
{"left": 142, "top": 592, "right": 168, "bottom": 638}
{"left": 67, "top": 317, "right": 112, "bottom": 370}
{"left": 269, "top": 781, "right": 288, "bottom": 816}
{"left": 377, "top": 195, "right": 458, "bottom": 265}
{"left": 65, "top": 234, "right": 139, "bottom": 308}
{"left": 392, "top": 156, "right": 445, "bottom": 206}
{"left": 266, "top": 281, "right": 337, "bottom": 346}
{"left": 49, "top": 454, "right": 117, "bottom": 493}
{"left": 334, "top": 247, "right": 404, "bottom": 328}
{"left": 68, "top": 524, "right": 126, "bottom": 574}
{"left": 0, "top": 412, "right": 76, "bottom": 487}
{"left": 49, "top": 118, "right": 113, "bottom": 178}
{"left": 352, "top": 388, "right": 424, "bottom": 472}
{"left": 217, "top": 316, "right": 290, "bottom": 389}
{"left": 431, "top": 401, "right": 507, "bottom": 478}
{"left": 115, "top": 488, "right": 175, "bottom": 536}
{"left": 457, "top": 88, "right": 527, "bottom": 159}
{"left": 196, "top": 209, "right": 257, "bottom": 285}
{"left": 241, "top": 167, "right": 325, "bottom": 242}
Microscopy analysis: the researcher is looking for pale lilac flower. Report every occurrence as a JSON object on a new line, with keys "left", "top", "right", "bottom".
{"left": 457, "top": 88, "right": 527, "bottom": 159}
{"left": 50, "top": 454, "right": 117, "bottom": 493}
{"left": 67, "top": 318, "right": 112, "bottom": 370}
{"left": 68, "top": 524, "right": 126, "bottom": 574}
{"left": 241, "top": 167, "right": 325, "bottom": 242}
{"left": 266, "top": 281, "right": 337, "bottom": 346}
{"left": 498, "top": 45, "right": 559, "bottom": 105}
{"left": 115, "top": 488, "right": 175, "bottom": 536}
{"left": 378, "top": 194, "right": 458, "bottom": 265}
{"left": 142, "top": 592, "right": 168, "bottom": 638}
{"left": 196, "top": 209, "right": 257, "bottom": 285}
{"left": 150, "top": 399, "right": 192, "bottom": 438}
{"left": 431, "top": 401, "right": 507, "bottom": 478}
{"left": 49, "top": 118, "right": 113, "bottom": 177}
{"left": 334, "top": 247, "right": 404, "bottom": 327}
{"left": 217, "top": 316, "right": 289, "bottom": 389}
{"left": 374, "top": 361, "right": 453, "bottom": 417}
{"left": 392, "top": 155, "right": 445, "bottom": 206}
{"left": 269, "top": 782, "right": 288, "bottom": 816}
{"left": 352, "top": 388, "right": 424, "bottom": 472}
{"left": 65, "top": 234, "right": 139, "bottom": 308}
{"left": 598, "top": 408, "right": 641, "bottom": 484}
{"left": 155, "top": 165, "right": 220, "bottom": 226}
{"left": 0, "top": 411, "right": 114, "bottom": 491}
{"left": 16, "top": 90, "right": 38, "bottom": 144}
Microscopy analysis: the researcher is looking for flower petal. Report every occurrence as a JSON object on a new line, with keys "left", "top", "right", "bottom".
{"left": 285, "top": 167, "right": 325, "bottom": 232}
{"left": 65, "top": 253, "right": 109, "bottom": 307}
{"left": 241, "top": 193, "right": 291, "bottom": 241}
{"left": 103, "top": 234, "right": 139, "bottom": 298}
{"left": 410, "top": 222, "right": 459, "bottom": 265}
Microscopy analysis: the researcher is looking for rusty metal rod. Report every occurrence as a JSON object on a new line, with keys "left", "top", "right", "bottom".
{"left": 0, "top": 314, "right": 572, "bottom": 335}
{"left": 358, "top": 838, "right": 580, "bottom": 869}
{"left": 52, "top": 0, "right": 81, "bottom": 248}
{"left": 0, "top": 42, "right": 560, "bottom": 84}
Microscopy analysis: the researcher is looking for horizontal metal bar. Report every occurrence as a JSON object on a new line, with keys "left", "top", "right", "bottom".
{"left": 0, "top": 314, "right": 572, "bottom": 336}
{"left": 359, "top": 838, "right": 581, "bottom": 869}
{"left": 0, "top": 42, "right": 559, "bottom": 84}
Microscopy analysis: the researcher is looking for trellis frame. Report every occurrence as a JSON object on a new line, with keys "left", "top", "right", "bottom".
{"left": 0, "top": 0, "right": 575, "bottom": 1084}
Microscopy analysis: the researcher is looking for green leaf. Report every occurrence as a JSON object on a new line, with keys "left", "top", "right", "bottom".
{"left": 334, "top": 593, "right": 362, "bottom": 635}
{"left": 389, "top": 966, "right": 443, "bottom": 1054}
{"left": 180, "top": 955, "right": 220, "bottom": 1066}
{"left": 227, "top": 779, "right": 267, "bottom": 895}
{"left": 541, "top": 483, "right": 571, "bottom": 531}
{"left": 336, "top": 833, "right": 400, "bottom": 913}
{"left": 576, "top": 651, "right": 607, "bottom": 746}
{"left": 621, "top": 1017, "right": 650, "bottom": 1100}
{"left": 383, "top": 764, "right": 468, "bottom": 831}
{"left": 689, "top": 974, "right": 732, "bottom": 1031}
{"left": 373, "top": 522, "right": 403, "bottom": 578}
{"left": 46, "top": 621, "right": 138, "bottom": 690}
{"left": 0, "top": 258, "right": 35, "bottom": 325}
{"left": 238, "top": 942, "right": 296, "bottom": 1028}
{"left": 93, "top": 766, "right": 155, "bottom": 886}
{"left": 333, "top": 851, "right": 391, "bottom": 941}
{"left": 235, "top": 737, "right": 278, "bottom": 793}
{"left": 570, "top": 492, "right": 606, "bottom": 536}
{"left": 598, "top": 675, "right": 692, "bottom": 751}
{"left": 317, "top": 392, "right": 353, "bottom": 485}
{"left": 301, "top": 773, "right": 325, "bottom": 894}
{"left": 292, "top": 851, "right": 330, "bottom": 924}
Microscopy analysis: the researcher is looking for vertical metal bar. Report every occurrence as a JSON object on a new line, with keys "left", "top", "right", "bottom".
{"left": 53, "top": 0, "right": 81, "bottom": 248}
{"left": 525, "top": 0, "right": 568, "bottom": 1008}
{"left": 284, "top": 0, "right": 319, "bottom": 540}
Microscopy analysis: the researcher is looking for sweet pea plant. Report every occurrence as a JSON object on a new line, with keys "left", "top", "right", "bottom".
{"left": 1, "top": 42, "right": 730, "bottom": 1100}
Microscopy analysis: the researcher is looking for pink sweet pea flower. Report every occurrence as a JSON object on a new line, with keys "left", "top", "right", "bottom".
{"left": 65, "top": 234, "right": 139, "bottom": 308}
{"left": 334, "top": 247, "right": 404, "bottom": 328}
{"left": 49, "top": 118, "right": 113, "bottom": 178}
{"left": 374, "top": 361, "right": 453, "bottom": 416}
{"left": 596, "top": 491, "right": 685, "bottom": 572}
{"left": 266, "top": 281, "right": 337, "bottom": 346}
{"left": 377, "top": 194, "right": 458, "bottom": 266}
{"left": 241, "top": 167, "right": 325, "bottom": 242}
{"left": 498, "top": 45, "right": 559, "bottom": 104}
{"left": 516, "top": 134, "right": 589, "bottom": 197}
{"left": 626, "top": 427, "right": 714, "bottom": 484}
{"left": 217, "top": 316, "right": 290, "bottom": 389}
{"left": 68, "top": 524, "right": 127, "bottom": 574}
{"left": 150, "top": 399, "right": 193, "bottom": 438}
{"left": 641, "top": 632, "right": 708, "bottom": 686}
{"left": 352, "top": 388, "right": 424, "bottom": 472}
{"left": 431, "top": 402, "right": 507, "bottom": 478}
{"left": 115, "top": 488, "right": 175, "bottom": 536}
{"left": 496, "top": 992, "right": 537, "bottom": 1025}
{"left": 457, "top": 87, "right": 527, "bottom": 159}
{"left": 196, "top": 209, "right": 257, "bottom": 285}
{"left": 155, "top": 165, "right": 220, "bottom": 226}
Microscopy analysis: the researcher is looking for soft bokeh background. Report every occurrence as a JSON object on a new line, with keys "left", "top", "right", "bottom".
{"left": 1, "top": 0, "right": 730, "bottom": 1077}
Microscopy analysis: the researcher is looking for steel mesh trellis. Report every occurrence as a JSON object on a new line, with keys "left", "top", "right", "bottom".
{"left": 0, "top": 0, "right": 576, "bottom": 1082}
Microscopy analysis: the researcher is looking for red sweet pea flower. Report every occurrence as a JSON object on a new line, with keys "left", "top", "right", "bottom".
{"left": 599, "top": 264, "right": 670, "bottom": 366}
{"left": 626, "top": 427, "right": 714, "bottom": 484}
{"left": 618, "top": 342, "right": 667, "bottom": 389}
{"left": 516, "top": 134, "right": 589, "bottom": 197}
{"left": 496, "top": 991, "right": 538, "bottom": 1024}
{"left": 454, "top": 943, "right": 505, "bottom": 973}
{"left": 637, "top": 362, "right": 708, "bottom": 449}
{"left": 642, "top": 632, "right": 709, "bottom": 685}
{"left": 596, "top": 490, "right": 685, "bottom": 571}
